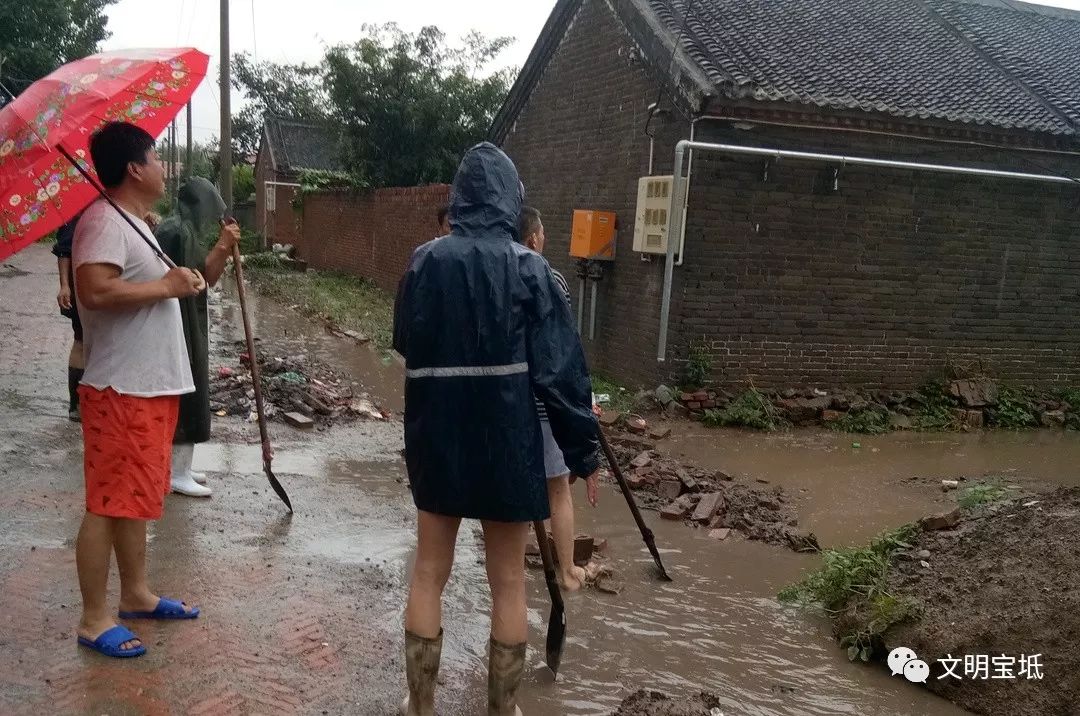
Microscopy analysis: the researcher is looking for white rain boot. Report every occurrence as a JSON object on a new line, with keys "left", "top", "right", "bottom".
{"left": 171, "top": 443, "right": 212, "bottom": 497}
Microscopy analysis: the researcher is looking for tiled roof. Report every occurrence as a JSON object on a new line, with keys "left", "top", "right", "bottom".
{"left": 651, "top": 0, "right": 1079, "bottom": 135}
{"left": 263, "top": 116, "right": 346, "bottom": 173}
{"left": 490, "top": 0, "right": 1080, "bottom": 141}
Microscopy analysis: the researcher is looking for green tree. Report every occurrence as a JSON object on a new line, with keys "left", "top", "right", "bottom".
{"left": 229, "top": 25, "right": 514, "bottom": 188}
{"left": 230, "top": 53, "right": 327, "bottom": 158}
{"left": 323, "top": 25, "right": 513, "bottom": 186}
{"left": 0, "top": 0, "right": 116, "bottom": 94}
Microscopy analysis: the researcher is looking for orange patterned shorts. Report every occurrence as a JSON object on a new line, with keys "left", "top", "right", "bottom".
{"left": 79, "top": 386, "right": 179, "bottom": 520}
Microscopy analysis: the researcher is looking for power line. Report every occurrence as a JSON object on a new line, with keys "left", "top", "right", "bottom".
{"left": 177, "top": 0, "right": 187, "bottom": 44}
{"left": 251, "top": 0, "right": 258, "bottom": 61}
{"left": 645, "top": 0, "right": 698, "bottom": 139}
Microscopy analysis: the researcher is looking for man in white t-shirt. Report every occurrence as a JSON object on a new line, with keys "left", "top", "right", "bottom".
{"left": 72, "top": 121, "right": 206, "bottom": 659}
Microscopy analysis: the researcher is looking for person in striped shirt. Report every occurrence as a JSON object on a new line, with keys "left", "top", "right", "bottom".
{"left": 518, "top": 206, "right": 599, "bottom": 592}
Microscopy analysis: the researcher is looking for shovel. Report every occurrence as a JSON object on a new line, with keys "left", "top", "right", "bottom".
{"left": 229, "top": 239, "right": 293, "bottom": 512}
{"left": 597, "top": 428, "right": 672, "bottom": 581}
{"left": 532, "top": 520, "right": 565, "bottom": 676}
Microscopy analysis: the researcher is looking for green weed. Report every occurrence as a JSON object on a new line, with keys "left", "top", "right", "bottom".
{"left": 591, "top": 375, "right": 634, "bottom": 414}
{"left": 243, "top": 260, "right": 395, "bottom": 349}
{"left": 988, "top": 386, "right": 1037, "bottom": 429}
{"left": 779, "top": 524, "right": 921, "bottom": 661}
{"left": 681, "top": 343, "right": 712, "bottom": 391}
{"left": 829, "top": 407, "right": 890, "bottom": 435}
{"left": 912, "top": 380, "right": 957, "bottom": 431}
{"left": 702, "top": 388, "right": 783, "bottom": 431}
{"left": 958, "top": 481, "right": 1008, "bottom": 509}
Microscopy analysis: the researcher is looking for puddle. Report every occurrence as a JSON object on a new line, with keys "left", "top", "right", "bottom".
{"left": 666, "top": 425, "right": 1080, "bottom": 546}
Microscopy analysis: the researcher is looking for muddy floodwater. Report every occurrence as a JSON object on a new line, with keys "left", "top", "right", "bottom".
{"left": 202, "top": 277, "right": 1080, "bottom": 714}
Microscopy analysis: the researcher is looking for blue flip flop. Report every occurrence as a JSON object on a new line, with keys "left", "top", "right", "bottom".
{"left": 119, "top": 596, "right": 200, "bottom": 620}
{"left": 77, "top": 624, "right": 147, "bottom": 658}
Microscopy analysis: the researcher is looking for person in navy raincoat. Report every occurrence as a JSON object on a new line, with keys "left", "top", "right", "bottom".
{"left": 393, "top": 142, "right": 600, "bottom": 716}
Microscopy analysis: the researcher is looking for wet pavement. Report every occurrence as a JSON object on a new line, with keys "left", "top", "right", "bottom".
{"left": 4, "top": 243, "right": 1078, "bottom": 714}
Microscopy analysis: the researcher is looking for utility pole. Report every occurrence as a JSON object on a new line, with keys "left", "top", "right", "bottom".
{"left": 185, "top": 101, "right": 193, "bottom": 180}
{"left": 219, "top": 0, "right": 233, "bottom": 212}
{"left": 171, "top": 118, "right": 180, "bottom": 203}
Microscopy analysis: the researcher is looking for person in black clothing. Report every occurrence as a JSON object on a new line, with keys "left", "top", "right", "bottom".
{"left": 393, "top": 144, "right": 600, "bottom": 715}
{"left": 54, "top": 216, "right": 85, "bottom": 421}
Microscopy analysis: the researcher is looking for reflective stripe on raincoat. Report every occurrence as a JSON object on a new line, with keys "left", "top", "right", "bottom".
{"left": 393, "top": 142, "right": 600, "bottom": 522}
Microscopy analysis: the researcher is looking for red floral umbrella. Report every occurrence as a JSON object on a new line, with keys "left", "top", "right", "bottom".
{"left": 0, "top": 48, "right": 209, "bottom": 261}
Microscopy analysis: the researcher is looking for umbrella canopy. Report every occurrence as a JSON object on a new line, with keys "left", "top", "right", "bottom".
{"left": 0, "top": 48, "right": 208, "bottom": 260}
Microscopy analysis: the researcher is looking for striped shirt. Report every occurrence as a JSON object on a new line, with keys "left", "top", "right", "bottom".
{"left": 536, "top": 268, "right": 572, "bottom": 421}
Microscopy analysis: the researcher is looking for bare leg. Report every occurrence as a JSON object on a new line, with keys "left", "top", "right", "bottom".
{"left": 547, "top": 475, "right": 586, "bottom": 591}
{"left": 404, "top": 510, "right": 461, "bottom": 639}
{"left": 114, "top": 518, "right": 194, "bottom": 614}
{"left": 480, "top": 520, "right": 529, "bottom": 645}
{"left": 69, "top": 339, "right": 84, "bottom": 370}
{"left": 75, "top": 513, "right": 140, "bottom": 651}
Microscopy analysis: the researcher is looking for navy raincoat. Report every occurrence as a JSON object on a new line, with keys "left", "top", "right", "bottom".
{"left": 393, "top": 143, "right": 600, "bottom": 522}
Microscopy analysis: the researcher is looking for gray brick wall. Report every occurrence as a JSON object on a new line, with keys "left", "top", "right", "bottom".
{"left": 500, "top": 0, "right": 1080, "bottom": 390}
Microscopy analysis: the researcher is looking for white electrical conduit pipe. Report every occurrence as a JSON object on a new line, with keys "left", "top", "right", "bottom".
{"left": 656, "top": 140, "right": 1080, "bottom": 362}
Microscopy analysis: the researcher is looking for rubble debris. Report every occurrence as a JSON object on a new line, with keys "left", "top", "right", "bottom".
{"left": 648, "top": 425, "right": 672, "bottom": 440}
{"left": 606, "top": 434, "right": 814, "bottom": 552}
{"left": 210, "top": 340, "right": 390, "bottom": 428}
{"left": 919, "top": 507, "right": 961, "bottom": 531}
{"left": 949, "top": 379, "right": 998, "bottom": 408}
{"left": 625, "top": 416, "right": 648, "bottom": 434}
{"left": 284, "top": 412, "right": 315, "bottom": 430}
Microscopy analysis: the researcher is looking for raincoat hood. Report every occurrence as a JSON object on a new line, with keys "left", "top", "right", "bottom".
{"left": 177, "top": 176, "right": 227, "bottom": 233}
{"left": 448, "top": 142, "right": 522, "bottom": 239}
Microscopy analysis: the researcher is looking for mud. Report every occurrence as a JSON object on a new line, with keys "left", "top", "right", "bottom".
{"left": 606, "top": 435, "right": 818, "bottom": 552}
{"left": 614, "top": 689, "right": 723, "bottom": 716}
{"left": 884, "top": 487, "right": 1080, "bottom": 716}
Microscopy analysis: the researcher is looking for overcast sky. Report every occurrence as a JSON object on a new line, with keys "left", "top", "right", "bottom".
{"left": 101, "top": 0, "right": 557, "bottom": 142}
{"left": 101, "top": 0, "right": 1080, "bottom": 143}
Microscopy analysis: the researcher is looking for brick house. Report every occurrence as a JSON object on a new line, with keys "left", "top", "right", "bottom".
{"left": 491, "top": 0, "right": 1080, "bottom": 390}
{"left": 254, "top": 116, "right": 345, "bottom": 248}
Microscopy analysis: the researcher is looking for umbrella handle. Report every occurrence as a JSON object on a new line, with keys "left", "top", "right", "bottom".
{"left": 57, "top": 145, "right": 177, "bottom": 270}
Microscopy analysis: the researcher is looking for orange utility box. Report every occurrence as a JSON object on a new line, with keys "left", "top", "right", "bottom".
{"left": 570, "top": 210, "right": 616, "bottom": 261}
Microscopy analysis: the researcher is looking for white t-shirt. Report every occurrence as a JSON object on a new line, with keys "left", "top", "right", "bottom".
{"left": 73, "top": 199, "right": 195, "bottom": 398}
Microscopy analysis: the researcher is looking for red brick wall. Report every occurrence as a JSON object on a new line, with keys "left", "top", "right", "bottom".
{"left": 294, "top": 184, "right": 450, "bottom": 293}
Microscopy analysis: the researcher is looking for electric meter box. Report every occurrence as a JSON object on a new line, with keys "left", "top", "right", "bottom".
{"left": 569, "top": 210, "right": 616, "bottom": 261}
{"left": 633, "top": 175, "right": 674, "bottom": 254}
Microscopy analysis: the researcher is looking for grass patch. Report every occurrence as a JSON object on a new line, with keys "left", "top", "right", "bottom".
{"left": 242, "top": 255, "right": 395, "bottom": 350}
{"left": 591, "top": 375, "right": 634, "bottom": 414}
{"left": 779, "top": 524, "right": 920, "bottom": 662}
{"left": 829, "top": 407, "right": 890, "bottom": 435}
{"left": 912, "top": 380, "right": 957, "bottom": 431}
{"left": 702, "top": 388, "right": 783, "bottom": 431}
{"left": 987, "top": 386, "right": 1037, "bottom": 429}
{"left": 958, "top": 481, "right": 1008, "bottom": 509}
{"left": 1058, "top": 387, "right": 1080, "bottom": 430}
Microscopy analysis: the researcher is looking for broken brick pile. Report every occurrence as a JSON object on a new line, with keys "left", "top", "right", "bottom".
{"left": 605, "top": 435, "right": 820, "bottom": 553}
{"left": 656, "top": 378, "right": 1077, "bottom": 431}
{"left": 210, "top": 339, "right": 390, "bottom": 428}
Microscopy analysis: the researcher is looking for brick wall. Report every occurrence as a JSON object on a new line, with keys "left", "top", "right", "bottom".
{"left": 500, "top": 0, "right": 1080, "bottom": 390}
{"left": 254, "top": 146, "right": 302, "bottom": 249}
{"left": 293, "top": 184, "right": 450, "bottom": 293}
{"left": 501, "top": 0, "right": 688, "bottom": 388}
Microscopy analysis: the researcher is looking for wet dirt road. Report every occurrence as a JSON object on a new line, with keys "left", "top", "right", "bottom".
{"left": 5, "top": 244, "right": 1078, "bottom": 714}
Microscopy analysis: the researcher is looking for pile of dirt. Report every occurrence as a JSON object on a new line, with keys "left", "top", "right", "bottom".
{"left": 882, "top": 487, "right": 1080, "bottom": 715}
{"left": 605, "top": 435, "right": 819, "bottom": 553}
{"left": 612, "top": 689, "right": 722, "bottom": 716}
{"left": 210, "top": 339, "right": 390, "bottom": 427}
